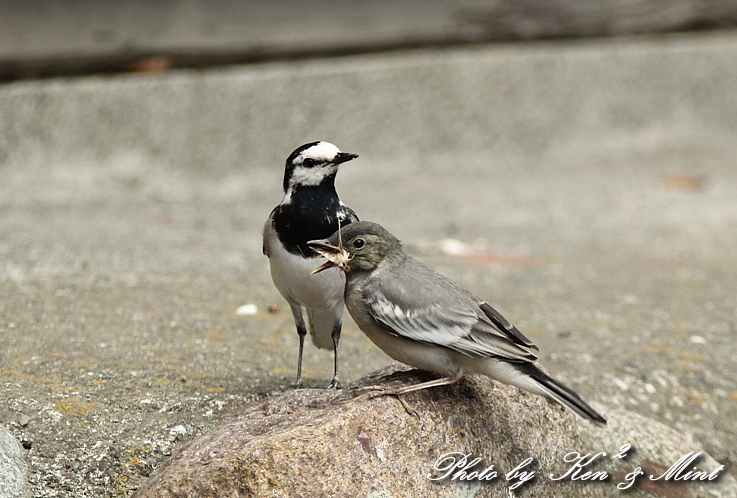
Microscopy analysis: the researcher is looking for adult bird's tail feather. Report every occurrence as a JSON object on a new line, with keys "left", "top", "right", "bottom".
{"left": 306, "top": 308, "right": 335, "bottom": 350}
{"left": 523, "top": 364, "right": 607, "bottom": 425}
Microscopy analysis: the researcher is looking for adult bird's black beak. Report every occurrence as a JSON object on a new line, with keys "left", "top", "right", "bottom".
{"left": 308, "top": 239, "right": 346, "bottom": 274}
{"left": 333, "top": 152, "right": 358, "bottom": 165}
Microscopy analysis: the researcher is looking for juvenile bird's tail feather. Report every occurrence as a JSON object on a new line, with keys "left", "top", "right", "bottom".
{"left": 522, "top": 364, "right": 607, "bottom": 425}
{"left": 306, "top": 308, "right": 335, "bottom": 350}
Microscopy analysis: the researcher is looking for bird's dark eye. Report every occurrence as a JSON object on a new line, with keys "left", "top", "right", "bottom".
{"left": 302, "top": 158, "right": 317, "bottom": 168}
{"left": 353, "top": 238, "right": 365, "bottom": 249}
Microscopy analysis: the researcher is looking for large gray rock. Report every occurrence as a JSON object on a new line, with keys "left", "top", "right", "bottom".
{"left": 578, "top": 407, "right": 734, "bottom": 497}
{"left": 134, "top": 365, "right": 733, "bottom": 497}
{"left": 0, "top": 425, "right": 29, "bottom": 498}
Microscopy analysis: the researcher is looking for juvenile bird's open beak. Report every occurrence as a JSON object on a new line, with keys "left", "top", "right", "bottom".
{"left": 333, "top": 152, "right": 358, "bottom": 165}
{"left": 308, "top": 239, "right": 349, "bottom": 274}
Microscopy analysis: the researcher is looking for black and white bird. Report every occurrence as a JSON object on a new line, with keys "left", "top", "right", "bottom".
{"left": 309, "top": 221, "right": 606, "bottom": 424}
{"left": 263, "top": 141, "right": 359, "bottom": 388}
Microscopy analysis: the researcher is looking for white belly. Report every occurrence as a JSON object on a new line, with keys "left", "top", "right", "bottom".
{"left": 264, "top": 225, "right": 345, "bottom": 312}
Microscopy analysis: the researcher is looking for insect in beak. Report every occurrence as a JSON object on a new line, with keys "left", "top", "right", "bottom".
{"left": 308, "top": 222, "right": 352, "bottom": 274}
{"left": 308, "top": 240, "right": 352, "bottom": 274}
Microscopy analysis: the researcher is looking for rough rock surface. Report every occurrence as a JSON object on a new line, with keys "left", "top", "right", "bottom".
{"left": 135, "top": 365, "right": 734, "bottom": 497}
{"left": 0, "top": 425, "right": 29, "bottom": 498}
{"left": 579, "top": 407, "right": 734, "bottom": 497}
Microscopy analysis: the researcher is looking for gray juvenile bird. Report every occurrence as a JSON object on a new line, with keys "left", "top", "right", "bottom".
{"left": 309, "top": 221, "right": 606, "bottom": 424}
{"left": 263, "top": 141, "right": 359, "bottom": 388}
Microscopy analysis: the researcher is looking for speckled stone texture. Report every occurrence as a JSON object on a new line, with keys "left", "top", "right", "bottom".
{"left": 135, "top": 365, "right": 734, "bottom": 497}
{"left": 0, "top": 425, "right": 29, "bottom": 498}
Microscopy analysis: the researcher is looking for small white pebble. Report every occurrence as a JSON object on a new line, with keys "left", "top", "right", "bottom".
{"left": 169, "top": 424, "right": 187, "bottom": 436}
{"left": 236, "top": 304, "right": 258, "bottom": 315}
{"left": 47, "top": 410, "right": 63, "bottom": 423}
{"left": 644, "top": 383, "right": 656, "bottom": 394}
{"left": 613, "top": 378, "right": 629, "bottom": 391}
{"left": 689, "top": 335, "right": 707, "bottom": 344}
{"left": 376, "top": 443, "right": 386, "bottom": 462}
{"left": 439, "top": 238, "right": 471, "bottom": 256}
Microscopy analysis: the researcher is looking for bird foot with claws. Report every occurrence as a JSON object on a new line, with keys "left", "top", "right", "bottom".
{"left": 327, "top": 378, "right": 342, "bottom": 389}
{"left": 353, "top": 386, "right": 419, "bottom": 418}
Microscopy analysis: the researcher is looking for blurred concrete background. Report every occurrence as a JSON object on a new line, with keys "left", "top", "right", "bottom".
{"left": 2, "top": 0, "right": 737, "bottom": 79}
{"left": 1, "top": 1, "right": 736, "bottom": 497}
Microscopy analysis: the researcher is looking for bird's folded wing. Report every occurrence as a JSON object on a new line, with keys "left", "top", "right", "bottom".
{"left": 338, "top": 203, "right": 359, "bottom": 224}
{"left": 364, "top": 290, "right": 537, "bottom": 362}
{"left": 477, "top": 302, "right": 539, "bottom": 351}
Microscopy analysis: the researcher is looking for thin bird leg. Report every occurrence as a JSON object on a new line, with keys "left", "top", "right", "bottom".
{"left": 355, "top": 370, "right": 464, "bottom": 416}
{"left": 290, "top": 305, "right": 308, "bottom": 388}
{"left": 295, "top": 325, "right": 307, "bottom": 388}
{"left": 327, "top": 321, "right": 342, "bottom": 389}
{"left": 379, "top": 369, "right": 464, "bottom": 396}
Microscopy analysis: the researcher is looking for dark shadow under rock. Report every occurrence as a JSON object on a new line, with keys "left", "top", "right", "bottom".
{"left": 134, "top": 364, "right": 734, "bottom": 498}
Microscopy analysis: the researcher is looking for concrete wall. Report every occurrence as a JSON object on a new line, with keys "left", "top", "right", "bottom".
{"left": 2, "top": 0, "right": 737, "bottom": 79}
{"left": 2, "top": 33, "right": 736, "bottom": 180}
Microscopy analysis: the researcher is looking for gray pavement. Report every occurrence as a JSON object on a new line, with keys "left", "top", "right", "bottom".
{"left": 1, "top": 33, "right": 736, "bottom": 496}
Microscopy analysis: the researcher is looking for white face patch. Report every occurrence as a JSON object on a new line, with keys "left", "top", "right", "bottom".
{"left": 287, "top": 163, "right": 339, "bottom": 189}
{"left": 285, "top": 141, "right": 342, "bottom": 193}
{"left": 294, "top": 142, "right": 340, "bottom": 165}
